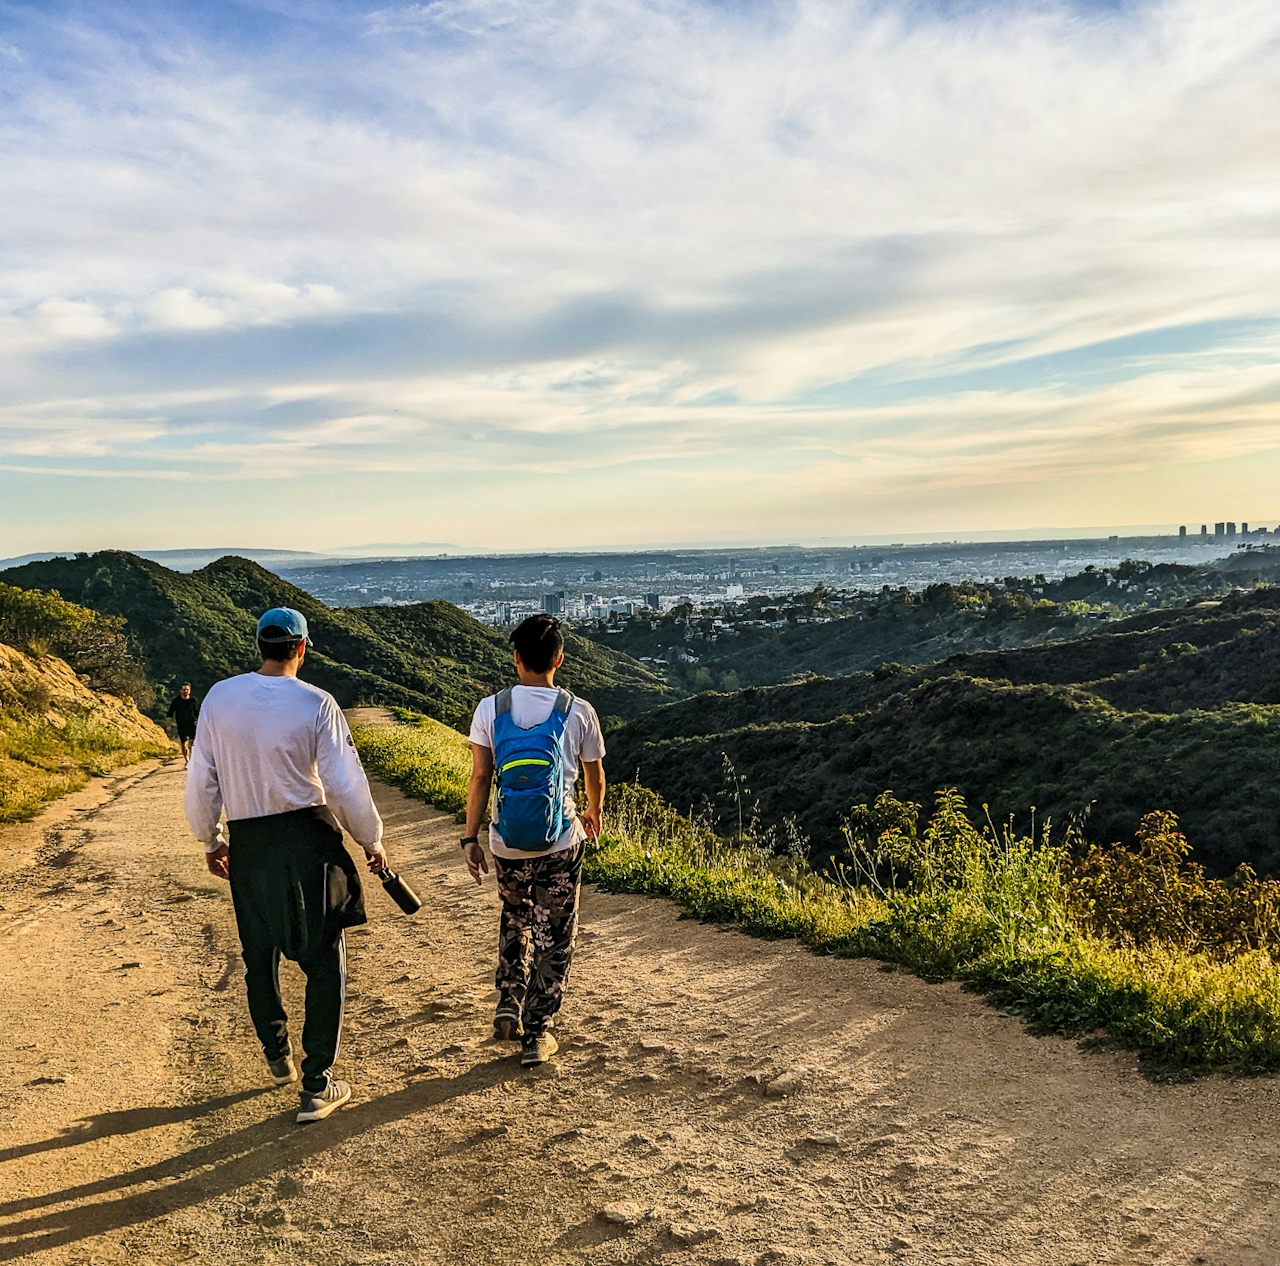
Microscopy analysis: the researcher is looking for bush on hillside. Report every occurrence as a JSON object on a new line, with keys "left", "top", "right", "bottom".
{"left": 1070, "top": 811, "right": 1280, "bottom": 956}
{"left": 0, "top": 582, "right": 152, "bottom": 706}
{"left": 594, "top": 783, "right": 1280, "bottom": 1069}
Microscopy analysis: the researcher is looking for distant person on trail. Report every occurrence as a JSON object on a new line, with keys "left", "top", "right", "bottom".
{"left": 166, "top": 683, "right": 200, "bottom": 765}
{"left": 462, "top": 614, "right": 605, "bottom": 1068}
{"left": 183, "top": 607, "right": 388, "bottom": 1124}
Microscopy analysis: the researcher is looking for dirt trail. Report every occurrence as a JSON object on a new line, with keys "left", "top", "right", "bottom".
{"left": 3, "top": 759, "right": 1280, "bottom": 1265}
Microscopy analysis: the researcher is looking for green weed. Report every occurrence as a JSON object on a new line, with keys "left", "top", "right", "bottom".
{"left": 351, "top": 711, "right": 471, "bottom": 815}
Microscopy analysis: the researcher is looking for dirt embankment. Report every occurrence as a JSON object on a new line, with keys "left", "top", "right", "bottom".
{"left": 0, "top": 641, "right": 174, "bottom": 826}
{"left": 0, "top": 643, "right": 167, "bottom": 747}
{"left": 3, "top": 762, "right": 1280, "bottom": 1265}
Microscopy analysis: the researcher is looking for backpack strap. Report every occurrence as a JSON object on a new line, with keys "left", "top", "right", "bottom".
{"left": 554, "top": 688, "right": 574, "bottom": 717}
{"left": 495, "top": 688, "right": 513, "bottom": 719}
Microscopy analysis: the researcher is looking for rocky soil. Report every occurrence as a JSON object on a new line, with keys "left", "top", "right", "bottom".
{"left": 3, "top": 759, "right": 1280, "bottom": 1264}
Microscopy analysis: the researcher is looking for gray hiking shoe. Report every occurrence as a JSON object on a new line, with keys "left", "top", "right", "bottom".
{"left": 267, "top": 1052, "right": 297, "bottom": 1086}
{"left": 493, "top": 1003, "right": 523, "bottom": 1043}
{"left": 521, "top": 1033, "right": 558, "bottom": 1067}
{"left": 296, "top": 1078, "right": 352, "bottom": 1123}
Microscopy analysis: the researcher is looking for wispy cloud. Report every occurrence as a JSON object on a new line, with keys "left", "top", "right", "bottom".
{"left": 2, "top": 0, "right": 1279, "bottom": 550}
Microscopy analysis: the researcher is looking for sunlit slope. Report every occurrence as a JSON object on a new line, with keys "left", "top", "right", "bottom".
{"left": 0, "top": 641, "right": 173, "bottom": 822}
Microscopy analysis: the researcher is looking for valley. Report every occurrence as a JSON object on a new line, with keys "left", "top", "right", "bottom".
{"left": 5, "top": 545, "right": 1280, "bottom": 874}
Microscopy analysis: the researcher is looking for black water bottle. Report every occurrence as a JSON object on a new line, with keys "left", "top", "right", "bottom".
{"left": 379, "top": 868, "right": 422, "bottom": 915}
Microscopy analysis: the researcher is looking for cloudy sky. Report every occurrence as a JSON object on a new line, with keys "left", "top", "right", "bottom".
{"left": 2, "top": 0, "right": 1278, "bottom": 553}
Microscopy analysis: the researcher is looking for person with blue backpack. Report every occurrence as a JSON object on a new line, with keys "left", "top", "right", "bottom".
{"left": 462, "top": 614, "right": 606, "bottom": 1067}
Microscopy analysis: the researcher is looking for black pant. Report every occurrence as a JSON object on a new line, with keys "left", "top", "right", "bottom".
{"left": 241, "top": 937, "right": 346, "bottom": 1093}
{"left": 227, "top": 807, "right": 366, "bottom": 1093}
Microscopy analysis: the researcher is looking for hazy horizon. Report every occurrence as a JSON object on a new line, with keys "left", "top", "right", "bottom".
{"left": 2, "top": 521, "right": 1263, "bottom": 569}
{"left": 3, "top": 0, "right": 1279, "bottom": 553}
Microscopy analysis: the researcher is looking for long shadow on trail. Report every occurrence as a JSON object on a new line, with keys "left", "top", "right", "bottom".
{"left": 0, "top": 1089, "right": 271, "bottom": 1168}
{"left": 0, "top": 1058, "right": 522, "bottom": 1259}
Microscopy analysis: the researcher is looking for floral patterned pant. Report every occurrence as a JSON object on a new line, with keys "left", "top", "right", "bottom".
{"left": 492, "top": 842, "right": 583, "bottom": 1036}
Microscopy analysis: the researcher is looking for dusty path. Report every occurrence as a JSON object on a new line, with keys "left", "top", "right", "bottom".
{"left": 3, "top": 761, "right": 1280, "bottom": 1266}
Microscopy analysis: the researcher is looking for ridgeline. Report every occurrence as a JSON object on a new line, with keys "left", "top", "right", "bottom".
{"left": 0, "top": 552, "right": 672, "bottom": 728}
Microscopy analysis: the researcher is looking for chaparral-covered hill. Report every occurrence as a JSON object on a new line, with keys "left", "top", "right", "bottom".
{"left": 607, "top": 586, "right": 1280, "bottom": 875}
{"left": 0, "top": 552, "right": 672, "bottom": 729}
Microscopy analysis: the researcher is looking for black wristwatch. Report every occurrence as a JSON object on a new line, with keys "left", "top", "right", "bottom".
{"left": 460, "top": 835, "right": 479, "bottom": 849}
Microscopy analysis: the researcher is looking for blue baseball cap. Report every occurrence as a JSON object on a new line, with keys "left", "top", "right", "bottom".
{"left": 255, "top": 607, "right": 312, "bottom": 645}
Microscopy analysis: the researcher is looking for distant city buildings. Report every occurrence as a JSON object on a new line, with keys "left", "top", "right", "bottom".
{"left": 278, "top": 530, "right": 1275, "bottom": 624}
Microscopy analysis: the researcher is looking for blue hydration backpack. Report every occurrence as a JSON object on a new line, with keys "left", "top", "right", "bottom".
{"left": 492, "top": 687, "right": 575, "bottom": 850}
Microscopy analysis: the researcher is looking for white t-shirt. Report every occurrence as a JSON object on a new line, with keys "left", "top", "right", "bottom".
{"left": 468, "top": 686, "right": 605, "bottom": 860}
{"left": 184, "top": 673, "right": 383, "bottom": 852}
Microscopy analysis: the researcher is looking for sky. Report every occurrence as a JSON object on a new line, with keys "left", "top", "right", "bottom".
{"left": 2, "top": 0, "right": 1279, "bottom": 554}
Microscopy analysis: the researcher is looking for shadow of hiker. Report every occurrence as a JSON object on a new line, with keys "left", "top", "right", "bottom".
{"left": 0, "top": 1089, "right": 272, "bottom": 1167}
{"left": 0, "top": 1056, "right": 523, "bottom": 1259}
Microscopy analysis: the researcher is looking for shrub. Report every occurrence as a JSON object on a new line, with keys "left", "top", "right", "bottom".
{"left": 1069, "top": 811, "right": 1280, "bottom": 956}
{"left": 0, "top": 582, "right": 152, "bottom": 706}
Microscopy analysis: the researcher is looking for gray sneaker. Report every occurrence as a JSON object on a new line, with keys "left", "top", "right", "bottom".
{"left": 267, "top": 1053, "right": 297, "bottom": 1086}
{"left": 521, "top": 1033, "right": 558, "bottom": 1067}
{"left": 296, "top": 1078, "right": 351, "bottom": 1123}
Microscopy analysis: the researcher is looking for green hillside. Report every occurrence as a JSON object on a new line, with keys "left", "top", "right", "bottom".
{"left": 0, "top": 552, "right": 671, "bottom": 728}
{"left": 608, "top": 587, "right": 1280, "bottom": 875}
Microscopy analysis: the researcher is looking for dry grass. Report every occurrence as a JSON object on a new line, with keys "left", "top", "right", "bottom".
{"left": 0, "top": 712, "right": 172, "bottom": 822}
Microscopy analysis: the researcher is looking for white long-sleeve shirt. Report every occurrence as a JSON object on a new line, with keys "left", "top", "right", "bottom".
{"left": 183, "top": 673, "right": 383, "bottom": 852}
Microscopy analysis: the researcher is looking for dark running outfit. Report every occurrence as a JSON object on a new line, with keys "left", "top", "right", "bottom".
{"left": 167, "top": 694, "right": 200, "bottom": 740}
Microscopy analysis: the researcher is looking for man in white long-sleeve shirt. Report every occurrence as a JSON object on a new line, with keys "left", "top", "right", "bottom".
{"left": 184, "top": 606, "right": 388, "bottom": 1123}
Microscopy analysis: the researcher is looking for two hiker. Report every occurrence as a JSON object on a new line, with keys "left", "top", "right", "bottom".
{"left": 166, "top": 683, "right": 199, "bottom": 765}
{"left": 183, "top": 606, "right": 602, "bottom": 1118}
